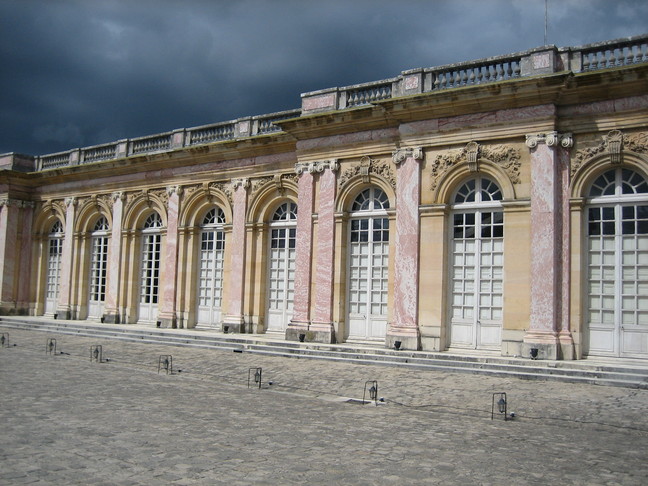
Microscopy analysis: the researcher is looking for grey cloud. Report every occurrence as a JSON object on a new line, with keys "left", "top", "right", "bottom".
{"left": 1, "top": 0, "right": 646, "bottom": 156}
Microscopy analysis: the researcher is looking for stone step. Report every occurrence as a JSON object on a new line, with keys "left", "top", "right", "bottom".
{"left": 1, "top": 317, "right": 647, "bottom": 388}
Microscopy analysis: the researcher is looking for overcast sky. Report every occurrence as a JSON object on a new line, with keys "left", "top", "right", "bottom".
{"left": 1, "top": 0, "right": 646, "bottom": 156}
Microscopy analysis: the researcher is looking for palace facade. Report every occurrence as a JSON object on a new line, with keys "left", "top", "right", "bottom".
{"left": 1, "top": 35, "right": 647, "bottom": 360}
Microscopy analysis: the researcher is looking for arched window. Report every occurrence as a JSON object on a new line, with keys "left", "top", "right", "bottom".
{"left": 139, "top": 212, "right": 162, "bottom": 323}
{"left": 196, "top": 207, "right": 226, "bottom": 328}
{"left": 586, "top": 167, "right": 648, "bottom": 358}
{"left": 347, "top": 187, "right": 390, "bottom": 340}
{"left": 45, "top": 220, "right": 64, "bottom": 315}
{"left": 449, "top": 176, "right": 503, "bottom": 350}
{"left": 266, "top": 202, "right": 297, "bottom": 332}
{"left": 88, "top": 216, "right": 109, "bottom": 319}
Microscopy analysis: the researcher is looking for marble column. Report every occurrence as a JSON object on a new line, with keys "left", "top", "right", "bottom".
{"left": 157, "top": 186, "right": 182, "bottom": 329}
{"left": 286, "top": 163, "right": 314, "bottom": 340}
{"left": 103, "top": 192, "right": 124, "bottom": 324}
{"left": 387, "top": 147, "right": 423, "bottom": 351}
{"left": 56, "top": 197, "right": 77, "bottom": 319}
{"left": 0, "top": 199, "right": 20, "bottom": 309}
{"left": 310, "top": 160, "right": 338, "bottom": 343}
{"left": 223, "top": 178, "right": 249, "bottom": 333}
{"left": 523, "top": 131, "right": 573, "bottom": 360}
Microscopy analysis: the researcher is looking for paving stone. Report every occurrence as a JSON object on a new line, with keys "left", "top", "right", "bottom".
{"left": 1, "top": 327, "right": 648, "bottom": 484}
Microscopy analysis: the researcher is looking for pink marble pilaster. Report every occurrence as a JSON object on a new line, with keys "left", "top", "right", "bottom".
{"left": 56, "top": 197, "right": 77, "bottom": 318}
{"left": 223, "top": 178, "right": 248, "bottom": 332}
{"left": 387, "top": 148, "right": 423, "bottom": 349}
{"left": 289, "top": 167, "right": 314, "bottom": 327}
{"left": 103, "top": 192, "right": 124, "bottom": 322}
{"left": 0, "top": 199, "right": 19, "bottom": 304}
{"left": 311, "top": 164, "right": 337, "bottom": 329}
{"left": 558, "top": 148, "right": 575, "bottom": 356}
{"left": 157, "top": 186, "right": 181, "bottom": 328}
{"left": 523, "top": 132, "right": 573, "bottom": 359}
{"left": 17, "top": 202, "right": 34, "bottom": 309}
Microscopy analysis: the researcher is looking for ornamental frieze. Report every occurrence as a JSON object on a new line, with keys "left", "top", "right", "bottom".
{"left": 571, "top": 130, "right": 648, "bottom": 176}
{"left": 338, "top": 156, "right": 396, "bottom": 190}
{"left": 430, "top": 142, "right": 521, "bottom": 190}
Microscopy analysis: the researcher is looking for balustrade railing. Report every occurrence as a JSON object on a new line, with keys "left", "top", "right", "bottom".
{"left": 131, "top": 133, "right": 172, "bottom": 154}
{"left": 82, "top": 143, "right": 117, "bottom": 163}
{"left": 188, "top": 122, "right": 235, "bottom": 145}
{"left": 580, "top": 36, "right": 648, "bottom": 71}
{"left": 346, "top": 81, "right": 394, "bottom": 107}
{"left": 40, "top": 152, "right": 71, "bottom": 170}
{"left": 429, "top": 56, "right": 522, "bottom": 91}
{"left": 256, "top": 109, "right": 301, "bottom": 134}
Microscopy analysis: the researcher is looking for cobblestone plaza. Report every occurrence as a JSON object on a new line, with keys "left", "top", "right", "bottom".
{"left": 2, "top": 327, "right": 647, "bottom": 485}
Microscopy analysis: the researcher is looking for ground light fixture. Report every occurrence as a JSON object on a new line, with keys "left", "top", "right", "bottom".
{"left": 90, "top": 345, "right": 103, "bottom": 363}
{"left": 363, "top": 380, "right": 378, "bottom": 405}
{"left": 248, "top": 367, "right": 263, "bottom": 389}
{"left": 0, "top": 332, "right": 8, "bottom": 347}
{"left": 491, "top": 392, "right": 508, "bottom": 420}
{"left": 46, "top": 338, "right": 56, "bottom": 355}
{"left": 158, "top": 355, "right": 173, "bottom": 374}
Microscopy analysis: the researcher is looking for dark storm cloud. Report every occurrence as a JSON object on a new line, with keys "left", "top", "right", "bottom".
{"left": 1, "top": 0, "right": 647, "bottom": 156}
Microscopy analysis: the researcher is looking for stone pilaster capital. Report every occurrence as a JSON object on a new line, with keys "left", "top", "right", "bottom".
{"left": 65, "top": 196, "right": 77, "bottom": 208}
{"left": 392, "top": 147, "right": 424, "bottom": 165}
{"left": 0, "top": 198, "right": 23, "bottom": 208}
{"left": 525, "top": 132, "right": 573, "bottom": 149}
{"left": 166, "top": 185, "right": 183, "bottom": 198}
{"left": 295, "top": 159, "right": 339, "bottom": 175}
{"left": 231, "top": 178, "right": 250, "bottom": 191}
{"left": 111, "top": 191, "right": 125, "bottom": 203}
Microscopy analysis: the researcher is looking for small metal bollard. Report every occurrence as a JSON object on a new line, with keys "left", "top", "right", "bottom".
{"left": 158, "top": 355, "right": 173, "bottom": 374}
{"left": 46, "top": 338, "right": 57, "bottom": 355}
{"left": 491, "top": 392, "right": 508, "bottom": 420}
{"left": 90, "top": 345, "right": 103, "bottom": 363}
{"left": 0, "top": 332, "right": 9, "bottom": 348}
{"left": 363, "top": 380, "right": 378, "bottom": 405}
{"left": 248, "top": 367, "right": 262, "bottom": 389}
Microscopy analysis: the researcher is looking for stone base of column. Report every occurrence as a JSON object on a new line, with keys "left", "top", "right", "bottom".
{"left": 558, "top": 329, "right": 575, "bottom": 360}
{"left": 102, "top": 312, "right": 120, "bottom": 324}
{"left": 522, "top": 330, "right": 561, "bottom": 360}
{"left": 285, "top": 321, "right": 336, "bottom": 344}
{"left": 222, "top": 315, "right": 246, "bottom": 334}
{"left": 157, "top": 314, "right": 176, "bottom": 329}
{"left": 54, "top": 307, "right": 72, "bottom": 320}
{"left": 386, "top": 326, "right": 421, "bottom": 351}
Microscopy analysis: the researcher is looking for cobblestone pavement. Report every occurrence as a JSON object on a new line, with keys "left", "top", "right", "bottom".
{"left": 1, "top": 327, "right": 648, "bottom": 485}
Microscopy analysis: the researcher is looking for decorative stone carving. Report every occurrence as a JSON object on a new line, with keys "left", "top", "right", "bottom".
{"left": 166, "top": 185, "right": 183, "bottom": 198}
{"left": 430, "top": 143, "right": 521, "bottom": 190}
{"left": 392, "top": 147, "right": 423, "bottom": 165}
{"left": 525, "top": 131, "right": 573, "bottom": 149}
{"left": 605, "top": 130, "right": 624, "bottom": 165}
{"left": 65, "top": 196, "right": 77, "bottom": 208}
{"left": 0, "top": 198, "right": 21, "bottom": 208}
{"left": 112, "top": 191, "right": 125, "bottom": 203}
{"left": 572, "top": 130, "right": 648, "bottom": 176}
{"left": 338, "top": 156, "right": 396, "bottom": 190}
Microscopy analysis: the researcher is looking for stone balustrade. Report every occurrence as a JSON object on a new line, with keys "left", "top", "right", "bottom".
{"left": 5, "top": 34, "right": 647, "bottom": 172}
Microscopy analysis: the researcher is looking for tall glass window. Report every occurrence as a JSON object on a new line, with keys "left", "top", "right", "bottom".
{"left": 266, "top": 202, "right": 297, "bottom": 332}
{"left": 449, "top": 177, "right": 503, "bottom": 350}
{"left": 347, "top": 187, "right": 389, "bottom": 340}
{"left": 88, "top": 217, "right": 109, "bottom": 319}
{"left": 139, "top": 212, "right": 162, "bottom": 323}
{"left": 196, "top": 207, "right": 226, "bottom": 328}
{"left": 45, "top": 220, "right": 64, "bottom": 315}
{"left": 587, "top": 168, "right": 648, "bottom": 357}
